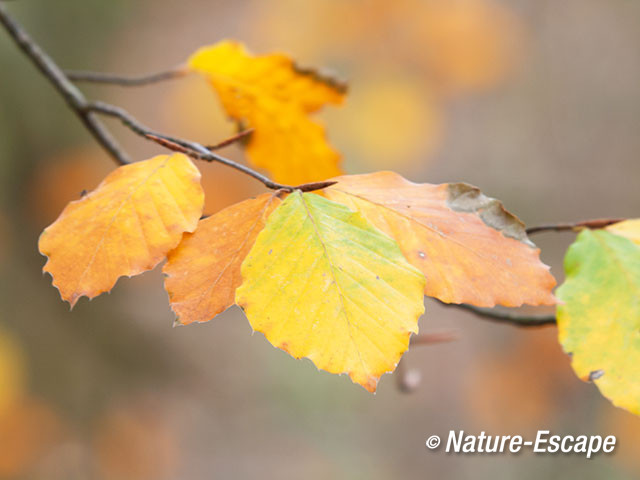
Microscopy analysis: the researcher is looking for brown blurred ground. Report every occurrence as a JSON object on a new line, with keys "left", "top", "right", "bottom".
{"left": 1, "top": 0, "right": 639, "bottom": 478}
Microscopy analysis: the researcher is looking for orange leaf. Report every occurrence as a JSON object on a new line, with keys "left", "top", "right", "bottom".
{"left": 188, "top": 40, "right": 345, "bottom": 185}
{"left": 325, "top": 172, "right": 556, "bottom": 307}
{"left": 164, "top": 193, "right": 281, "bottom": 325}
{"left": 39, "top": 154, "right": 204, "bottom": 307}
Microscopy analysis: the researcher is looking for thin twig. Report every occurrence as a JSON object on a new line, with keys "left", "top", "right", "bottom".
{"left": 83, "top": 101, "right": 340, "bottom": 193}
{"left": 295, "top": 180, "right": 338, "bottom": 192}
{"left": 0, "top": 3, "right": 129, "bottom": 165}
{"left": 144, "top": 135, "right": 193, "bottom": 155}
{"left": 205, "top": 129, "right": 254, "bottom": 151}
{"left": 65, "top": 66, "right": 188, "bottom": 86}
{"left": 439, "top": 300, "right": 556, "bottom": 327}
{"left": 526, "top": 218, "right": 625, "bottom": 235}
{"left": 84, "top": 101, "right": 297, "bottom": 191}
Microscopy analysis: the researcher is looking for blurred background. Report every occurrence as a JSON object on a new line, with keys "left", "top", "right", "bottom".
{"left": 1, "top": 0, "right": 639, "bottom": 478}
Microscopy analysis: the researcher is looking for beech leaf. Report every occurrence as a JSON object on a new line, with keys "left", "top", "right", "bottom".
{"left": 557, "top": 227, "right": 640, "bottom": 415}
{"left": 164, "top": 193, "right": 281, "bottom": 325}
{"left": 39, "top": 154, "right": 204, "bottom": 307}
{"left": 324, "top": 172, "right": 556, "bottom": 307}
{"left": 188, "top": 40, "right": 345, "bottom": 185}
{"left": 235, "top": 191, "right": 425, "bottom": 392}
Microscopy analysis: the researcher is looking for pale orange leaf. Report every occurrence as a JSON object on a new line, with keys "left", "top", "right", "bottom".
{"left": 39, "top": 154, "right": 204, "bottom": 307}
{"left": 164, "top": 193, "right": 281, "bottom": 325}
{"left": 325, "top": 172, "right": 556, "bottom": 307}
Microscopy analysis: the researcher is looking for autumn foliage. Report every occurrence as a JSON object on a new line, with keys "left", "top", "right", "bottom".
{"left": 27, "top": 39, "right": 640, "bottom": 414}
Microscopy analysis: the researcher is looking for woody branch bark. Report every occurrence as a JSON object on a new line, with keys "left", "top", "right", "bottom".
{"left": 0, "top": 2, "right": 129, "bottom": 164}
{"left": 0, "top": 5, "right": 305, "bottom": 192}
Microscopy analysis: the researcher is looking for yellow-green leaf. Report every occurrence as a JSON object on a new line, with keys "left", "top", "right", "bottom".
{"left": 235, "top": 191, "right": 426, "bottom": 392}
{"left": 557, "top": 229, "right": 640, "bottom": 415}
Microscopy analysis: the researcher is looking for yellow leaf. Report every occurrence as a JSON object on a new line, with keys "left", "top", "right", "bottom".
{"left": 327, "top": 71, "right": 442, "bottom": 170}
{"left": 325, "top": 172, "right": 556, "bottom": 307}
{"left": 164, "top": 193, "right": 281, "bottom": 325}
{"left": 39, "top": 154, "right": 204, "bottom": 307}
{"left": 235, "top": 191, "right": 425, "bottom": 392}
{"left": 606, "top": 219, "right": 640, "bottom": 246}
{"left": 188, "top": 40, "right": 345, "bottom": 185}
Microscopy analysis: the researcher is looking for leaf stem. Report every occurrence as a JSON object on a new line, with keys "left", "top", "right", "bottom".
{"left": 204, "top": 129, "right": 254, "bottom": 151}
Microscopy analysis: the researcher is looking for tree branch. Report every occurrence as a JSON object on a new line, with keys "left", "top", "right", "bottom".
{"left": 439, "top": 300, "right": 556, "bottom": 327}
{"left": 526, "top": 218, "right": 625, "bottom": 235}
{"left": 1, "top": 5, "right": 625, "bottom": 225}
{"left": 0, "top": 3, "right": 130, "bottom": 165}
{"left": 83, "top": 101, "right": 296, "bottom": 191}
{"left": 205, "top": 129, "right": 254, "bottom": 150}
{"left": 65, "top": 66, "right": 188, "bottom": 86}
{"left": 83, "top": 102, "right": 335, "bottom": 193}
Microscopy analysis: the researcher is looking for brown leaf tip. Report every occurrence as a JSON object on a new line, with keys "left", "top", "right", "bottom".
{"left": 292, "top": 63, "right": 348, "bottom": 95}
{"left": 446, "top": 183, "right": 535, "bottom": 247}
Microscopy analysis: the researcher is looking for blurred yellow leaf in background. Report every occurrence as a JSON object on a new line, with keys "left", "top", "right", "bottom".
{"left": 327, "top": 72, "right": 442, "bottom": 171}
{"left": 188, "top": 40, "right": 346, "bottom": 185}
